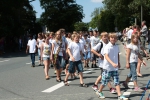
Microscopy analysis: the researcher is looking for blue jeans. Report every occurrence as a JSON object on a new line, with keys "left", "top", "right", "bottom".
{"left": 84, "top": 51, "right": 91, "bottom": 60}
{"left": 56, "top": 56, "right": 65, "bottom": 69}
{"left": 69, "top": 60, "right": 83, "bottom": 73}
{"left": 30, "top": 53, "right": 35, "bottom": 65}
{"left": 127, "top": 62, "right": 137, "bottom": 81}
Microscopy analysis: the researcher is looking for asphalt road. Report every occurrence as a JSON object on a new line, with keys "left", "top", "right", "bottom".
{"left": 0, "top": 42, "right": 150, "bottom": 100}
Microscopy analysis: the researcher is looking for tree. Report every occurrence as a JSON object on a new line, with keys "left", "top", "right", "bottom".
{"left": 90, "top": 8, "right": 115, "bottom": 32}
{"left": 74, "top": 22, "right": 88, "bottom": 31}
{"left": 39, "top": 0, "right": 84, "bottom": 32}
{"left": 0, "top": 0, "right": 36, "bottom": 37}
{"left": 102, "top": 0, "right": 133, "bottom": 30}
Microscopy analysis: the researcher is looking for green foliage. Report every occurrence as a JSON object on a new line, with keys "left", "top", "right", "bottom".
{"left": 74, "top": 22, "right": 88, "bottom": 31}
{"left": 39, "top": 0, "right": 84, "bottom": 32}
{"left": 90, "top": 8, "right": 115, "bottom": 32}
{"left": 0, "top": 0, "right": 38, "bottom": 37}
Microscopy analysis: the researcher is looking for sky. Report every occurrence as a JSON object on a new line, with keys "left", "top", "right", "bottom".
{"left": 30, "top": 0, "right": 103, "bottom": 23}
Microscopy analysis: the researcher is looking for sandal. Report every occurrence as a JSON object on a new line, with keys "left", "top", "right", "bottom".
{"left": 80, "top": 83, "right": 88, "bottom": 87}
{"left": 45, "top": 76, "right": 50, "bottom": 80}
{"left": 56, "top": 79, "right": 61, "bottom": 82}
{"left": 63, "top": 80, "right": 69, "bottom": 86}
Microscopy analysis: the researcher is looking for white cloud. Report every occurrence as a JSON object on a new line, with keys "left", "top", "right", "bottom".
{"left": 91, "top": 0, "right": 103, "bottom": 3}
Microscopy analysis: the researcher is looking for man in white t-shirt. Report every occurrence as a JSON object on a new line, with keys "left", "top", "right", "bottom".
{"left": 126, "top": 26, "right": 133, "bottom": 44}
{"left": 26, "top": 34, "right": 37, "bottom": 67}
{"left": 90, "top": 30, "right": 100, "bottom": 68}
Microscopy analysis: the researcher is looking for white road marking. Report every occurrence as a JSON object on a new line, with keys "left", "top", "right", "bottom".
{"left": 123, "top": 91, "right": 131, "bottom": 97}
{"left": 0, "top": 59, "right": 10, "bottom": 62}
{"left": 42, "top": 81, "right": 71, "bottom": 93}
{"left": 83, "top": 71, "right": 92, "bottom": 74}
{"left": 122, "top": 82, "right": 134, "bottom": 98}
{"left": 26, "top": 61, "right": 38, "bottom": 64}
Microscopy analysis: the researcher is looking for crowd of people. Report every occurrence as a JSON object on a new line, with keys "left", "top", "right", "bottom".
{"left": 26, "top": 20, "right": 149, "bottom": 100}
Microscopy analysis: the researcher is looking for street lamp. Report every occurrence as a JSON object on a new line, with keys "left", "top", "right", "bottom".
{"left": 141, "top": 0, "right": 143, "bottom": 25}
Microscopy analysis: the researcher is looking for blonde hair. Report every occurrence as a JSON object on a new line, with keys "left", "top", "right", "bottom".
{"left": 131, "top": 33, "right": 139, "bottom": 45}
{"left": 109, "top": 33, "right": 117, "bottom": 38}
{"left": 59, "top": 28, "right": 65, "bottom": 33}
{"left": 73, "top": 31, "right": 77, "bottom": 34}
{"left": 71, "top": 33, "right": 80, "bottom": 40}
{"left": 55, "top": 30, "right": 62, "bottom": 42}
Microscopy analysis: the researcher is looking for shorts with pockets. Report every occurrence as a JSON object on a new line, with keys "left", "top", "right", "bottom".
{"left": 101, "top": 70, "right": 119, "bottom": 86}
{"left": 69, "top": 60, "right": 83, "bottom": 73}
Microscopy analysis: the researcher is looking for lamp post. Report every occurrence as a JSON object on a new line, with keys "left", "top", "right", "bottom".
{"left": 141, "top": 0, "right": 143, "bottom": 25}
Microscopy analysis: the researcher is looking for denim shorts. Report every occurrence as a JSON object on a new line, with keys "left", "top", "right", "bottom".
{"left": 91, "top": 53, "right": 97, "bottom": 61}
{"left": 101, "top": 70, "right": 119, "bottom": 86}
{"left": 69, "top": 60, "right": 83, "bottom": 73}
{"left": 55, "top": 56, "right": 65, "bottom": 70}
{"left": 127, "top": 62, "right": 137, "bottom": 81}
{"left": 43, "top": 57, "right": 50, "bottom": 61}
{"left": 84, "top": 51, "right": 91, "bottom": 60}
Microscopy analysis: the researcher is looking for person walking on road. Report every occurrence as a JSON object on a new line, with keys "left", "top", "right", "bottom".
{"left": 140, "top": 21, "right": 148, "bottom": 57}
{"left": 63, "top": 33, "right": 88, "bottom": 87}
{"left": 91, "top": 32, "right": 116, "bottom": 94}
{"left": 123, "top": 33, "right": 146, "bottom": 92}
{"left": 41, "top": 33, "right": 51, "bottom": 80}
{"left": 51, "top": 30, "right": 65, "bottom": 82}
{"left": 26, "top": 34, "right": 37, "bottom": 67}
{"left": 95, "top": 33, "right": 127, "bottom": 99}
{"left": 37, "top": 33, "right": 44, "bottom": 66}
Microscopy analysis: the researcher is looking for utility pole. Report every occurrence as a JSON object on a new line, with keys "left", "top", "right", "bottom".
{"left": 141, "top": 0, "right": 143, "bottom": 25}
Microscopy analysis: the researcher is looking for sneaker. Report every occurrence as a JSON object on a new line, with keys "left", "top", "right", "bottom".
{"left": 96, "top": 91, "right": 105, "bottom": 99}
{"left": 110, "top": 88, "right": 117, "bottom": 94}
{"left": 118, "top": 95, "right": 128, "bottom": 100}
{"left": 122, "top": 82, "right": 129, "bottom": 89}
{"left": 92, "top": 85, "right": 98, "bottom": 91}
{"left": 134, "top": 87, "right": 144, "bottom": 92}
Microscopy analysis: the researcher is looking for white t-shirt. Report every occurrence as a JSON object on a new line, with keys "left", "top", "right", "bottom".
{"left": 27, "top": 39, "right": 36, "bottom": 53}
{"left": 127, "top": 43, "right": 139, "bottom": 63}
{"left": 79, "top": 38, "right": 86, "bottom": 53}
{"left": 84, "top": 38, "right": 91, "bottom": 52}
{"left": 37, "top": 39, "right": 44, "bottom": 48}
{"left": 90, "top": 36, "right": 100, "bottom": 48}
{"left": 127, "top": 29, "right": 133, "bottom": 39}
{"left": 103, "top": 42, "right": 120, "bottom": 71}
{"left": 93, "top": 41, "right": 107, "bottom": 68}
{"left": 52, "top": 40, "right": 65, "bottom": 56}
{"left": 68, "top": 42, "right": 81, "bottom": 61}
{"left": 43, "top": 43, "right": 51, "bottom": 58}
{"left": 66, "top": 38, "right": 72, "bottom": 46}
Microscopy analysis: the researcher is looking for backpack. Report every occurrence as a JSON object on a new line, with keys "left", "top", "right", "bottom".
{"left": 97, "top": 42, "right": 103, "bottom": 53}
